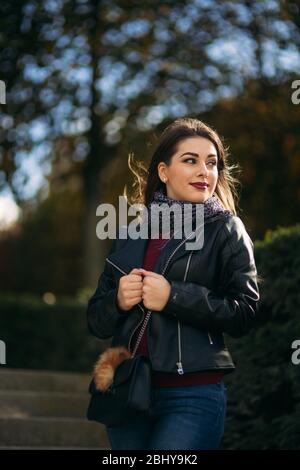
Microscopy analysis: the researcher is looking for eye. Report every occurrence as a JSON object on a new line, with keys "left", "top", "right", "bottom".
{"left": 183, "top": 158, "right": 197, "bottom": 164}
{"left": 183, "top": 158, "right": 218, "bottom": 167}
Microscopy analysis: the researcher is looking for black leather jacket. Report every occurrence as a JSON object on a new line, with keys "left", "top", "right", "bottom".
{"left": 87, "top": 214, "right": 260, "bottom": 376}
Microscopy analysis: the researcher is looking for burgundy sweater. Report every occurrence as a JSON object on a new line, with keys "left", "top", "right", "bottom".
{"left": 132, "top": 235, "right": 224, "bottom": 387}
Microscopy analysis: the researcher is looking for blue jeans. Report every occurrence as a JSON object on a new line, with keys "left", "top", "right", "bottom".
{"left": 106, "top": 381, "right": 227, "bottom": 450}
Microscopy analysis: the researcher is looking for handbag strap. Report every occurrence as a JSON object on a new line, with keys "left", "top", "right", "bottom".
{"left": 131, "top": 309, "right": 151, "bottom": 357}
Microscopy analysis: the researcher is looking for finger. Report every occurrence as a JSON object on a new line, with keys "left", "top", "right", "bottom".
{"left": 130, "top": 268, "right": 144, "bottom": 275}
{"left": 127, "top": 281, "right": 143, "bottom": 288}
{"left": 128, "top": 274, "right": 143, "bottom": 282}
{"left": 127, "top": 290, "right": 143, "bottom": 298}
{"left": 130, "top": 297, "right": 143, "bottom": 304}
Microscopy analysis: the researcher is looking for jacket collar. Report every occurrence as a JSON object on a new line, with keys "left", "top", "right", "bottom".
{"left": 106, "top": 214, "right": 230, "bottom": 277}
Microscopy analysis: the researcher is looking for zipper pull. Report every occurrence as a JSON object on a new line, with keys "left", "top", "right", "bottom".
{"left": 176, "top": 362, "right": 184, "bottom": 375}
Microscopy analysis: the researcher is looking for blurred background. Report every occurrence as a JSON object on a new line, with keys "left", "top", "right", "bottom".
{"left": 0, "top": 0, "right": 300, "bottom": 450}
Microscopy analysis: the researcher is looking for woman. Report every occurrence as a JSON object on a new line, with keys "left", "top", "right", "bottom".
{"left": 87, "top": 117, "right": 260, "bottom": 450}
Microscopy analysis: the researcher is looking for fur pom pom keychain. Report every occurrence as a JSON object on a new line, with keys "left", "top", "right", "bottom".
{"left": 93, "top": 346, "right": 132, "bottom": 392}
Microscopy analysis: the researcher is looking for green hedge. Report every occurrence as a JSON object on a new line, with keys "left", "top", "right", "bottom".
{"left": 1, "top": 224, "right": 300, "bottom": 448}
{"left": 0, "top": 292, "right": 107, "bottom": 374}
{"left": 222, "top": 224, "right": 300, "bottom": 449}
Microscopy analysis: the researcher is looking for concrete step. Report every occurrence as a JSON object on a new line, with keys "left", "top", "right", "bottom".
{"left": 0, "top": 417, "right": 110, "bottom": 448}
{"left": 0, "top": 391, "right": 89, "bottom": 418}
{"left": 0, "top": 368, "right": 91, "bottom": 393}
{"left": 0, "top": 368, "right": 110, "bottom": 449}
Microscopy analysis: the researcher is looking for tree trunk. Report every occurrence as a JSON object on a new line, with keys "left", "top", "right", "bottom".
{"left": 81, "top": 0, "right": 115, "bottom": 288}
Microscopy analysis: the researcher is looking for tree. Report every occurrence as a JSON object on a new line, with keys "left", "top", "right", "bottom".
{"left": 1, "top": 0, "right": 300, "bottom": 286}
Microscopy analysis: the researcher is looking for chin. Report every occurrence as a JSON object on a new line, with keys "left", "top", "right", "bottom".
{"left": 188, "top": 193, "right": 206, "bottom": 203}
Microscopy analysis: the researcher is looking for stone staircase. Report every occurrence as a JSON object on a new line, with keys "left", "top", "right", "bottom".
{"left": 0, "top": 368, "right": 110, "bottom": 449}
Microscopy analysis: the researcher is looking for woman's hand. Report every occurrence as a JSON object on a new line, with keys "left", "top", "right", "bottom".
{"left": 139, "top": 269, "right": 171, "bottom": 311}
{"left": 117, "top": 268, "right": 144, "bottom": 311}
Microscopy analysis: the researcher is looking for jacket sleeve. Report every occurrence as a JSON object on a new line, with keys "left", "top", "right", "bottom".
{"left": 87, "top": 237, "right": 128, "bottom": 340}
{"left": 163, "top": 216, "right": 260, "bottom": 338}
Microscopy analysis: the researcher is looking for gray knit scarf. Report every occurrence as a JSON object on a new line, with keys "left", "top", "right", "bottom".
{"left": 146, "top": 187, "right": 232, "bottom": 239}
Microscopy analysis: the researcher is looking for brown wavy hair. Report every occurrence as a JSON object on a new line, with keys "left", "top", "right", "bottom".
{"left": 125, "top": 117, "right": 242, "bottom": 215}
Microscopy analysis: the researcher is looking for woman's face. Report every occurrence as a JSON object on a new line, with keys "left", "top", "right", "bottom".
{"left": 158, "top": 136, "right": 219, "bottom": 203}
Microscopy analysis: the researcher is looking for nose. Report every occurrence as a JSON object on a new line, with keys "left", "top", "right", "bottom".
{"left": 196, "top": 161, "right": 209, "bottom": 177}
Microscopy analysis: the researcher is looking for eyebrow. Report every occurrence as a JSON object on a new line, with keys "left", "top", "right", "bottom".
{"left": 179, "top": 152, "right": 218, "bottom": 159}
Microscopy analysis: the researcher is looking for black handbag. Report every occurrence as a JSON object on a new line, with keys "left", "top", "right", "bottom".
{"left": 86, "top": 311, "right": 152, "bottom": 427}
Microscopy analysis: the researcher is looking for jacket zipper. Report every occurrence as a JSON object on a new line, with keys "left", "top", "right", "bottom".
{"left": 106, "top": 258, "right": 145, "bottom": 317}
{"left": 106, "top": 228, "right": 201, "bottom": 361}
{"left": 176, "top": 249, "right": 193, "bottom": 374}
{"left": 106, "top": 257, "right": 148, "bottom": 354}
{"left": 160, "top": 235, "right": 214, "bottom": 347}
{"left": 126, "top": 226, "right": 181, "bottom": 354}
